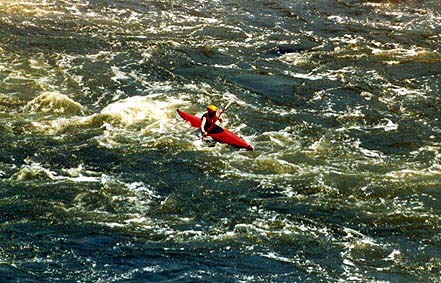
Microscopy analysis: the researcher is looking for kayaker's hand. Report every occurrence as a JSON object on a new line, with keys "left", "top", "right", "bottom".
{"left": 202, "top": 131, "right": 207, "bottom": 136}
{"left": 218, "top": 117, "right": 223, "bottom": 123}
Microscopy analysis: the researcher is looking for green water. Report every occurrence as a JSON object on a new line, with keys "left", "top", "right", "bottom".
{"left": 0, "top": 0, "right": 440, "bottom": 282}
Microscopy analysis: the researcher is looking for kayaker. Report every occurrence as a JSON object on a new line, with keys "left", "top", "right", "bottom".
{"left": 200, "top": 104, "right": 223, "bottom": 136}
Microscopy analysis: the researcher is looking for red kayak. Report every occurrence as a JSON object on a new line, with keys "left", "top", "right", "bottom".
{"left": 177, "top": 109, "right": 253, "bottom": 150}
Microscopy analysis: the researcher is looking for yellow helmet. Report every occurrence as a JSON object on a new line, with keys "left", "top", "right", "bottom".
{"left": 207, "top": 104, "right": 218, "bottom": 112}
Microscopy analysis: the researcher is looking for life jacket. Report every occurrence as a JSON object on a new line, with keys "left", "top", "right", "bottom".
{"left": 201, "top": 112, "right": 216, "bottom": 131}
{"left": 201, "top": 112, "right": 223, "bottom": 134}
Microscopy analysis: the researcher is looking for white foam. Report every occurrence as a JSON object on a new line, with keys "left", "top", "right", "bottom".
{"left": 111, "top": 66, "right": 130, "bottom": 82}
{"left": 384, "top": 249, "right": 401, "bottom": 262}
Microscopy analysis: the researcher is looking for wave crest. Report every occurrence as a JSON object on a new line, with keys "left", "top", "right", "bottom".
{"left": 25, "top": 91, "right": 84, "bottom": 116}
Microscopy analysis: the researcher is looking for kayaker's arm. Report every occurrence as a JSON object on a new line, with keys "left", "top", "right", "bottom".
{"left": 200, "top": 116, "right": 208, "bottom": 136}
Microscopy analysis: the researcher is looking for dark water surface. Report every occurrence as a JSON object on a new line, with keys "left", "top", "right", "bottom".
{"left": 0, "top": 0, "right": 440, "bottom": 282}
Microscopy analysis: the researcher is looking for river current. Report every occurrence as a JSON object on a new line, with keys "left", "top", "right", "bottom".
{"left": 0, "top": 0, "right": 440, "bottom": 282}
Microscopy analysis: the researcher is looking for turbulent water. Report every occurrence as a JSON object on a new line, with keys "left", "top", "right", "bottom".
{"left": 0, "top": 0, "right": 440, "bottom": 282}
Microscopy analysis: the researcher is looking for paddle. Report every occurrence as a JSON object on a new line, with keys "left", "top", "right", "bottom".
{"left": 202, "top": 101, "right": 233, "bottom": 139}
